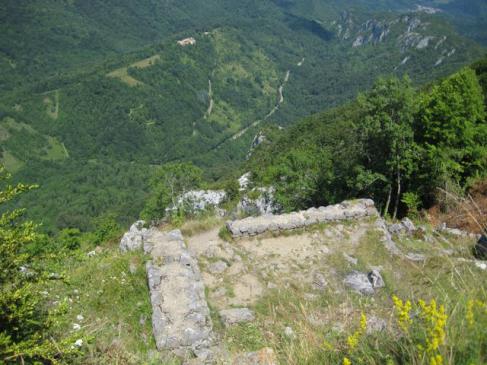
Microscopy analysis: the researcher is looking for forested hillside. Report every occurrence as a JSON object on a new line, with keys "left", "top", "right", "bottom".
{"left": 245, "top": 58, "right": 487, "bottom": 219}
{"left": 1, "top": 3, "right": 487, "bottom": 364}
{"left": 0, "top": 0, "right": 486, "bottom": 232}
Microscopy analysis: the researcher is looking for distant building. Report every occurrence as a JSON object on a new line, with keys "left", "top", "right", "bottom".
{"left": 177, "top": 37, "right": 196, "bottom": 46}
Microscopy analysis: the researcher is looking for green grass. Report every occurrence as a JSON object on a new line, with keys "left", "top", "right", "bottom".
{"left": 0, "top": 150, "right": 24, "bottom": 173}
{"left": 0, "top": 116, "right": 67, "bottom": 173}
{"left": 107, "top": 55, "right": 160, "bottom": 86}
{"left": 36, "top": 244, "right": 179, "bottom": 364}
{"left": 178, "top": 214, "right": 223, "bottom": 237}
{"left": 224, "top": 322, "right": 267, "bottom": 352}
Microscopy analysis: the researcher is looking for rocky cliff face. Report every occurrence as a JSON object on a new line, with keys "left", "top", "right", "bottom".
{"left": 331, "top": 10, "right": 461, "bottom": 69}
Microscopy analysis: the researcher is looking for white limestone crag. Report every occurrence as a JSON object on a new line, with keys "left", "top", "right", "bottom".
{"left": 237, "top": 187, "right": 277, "bottom": 216}
{"left": 145, "top": 229, "right": 214, "bottom": 360}
{"left": 238, "top": 172, "right": 251, "bottom": 191}
{"left": 168, "top": 190, "right": 226, "bottom": 215}
{"left": 228, "top": 199, "right": 377, "bottom": 238}
{"left": 120, "top": 220, "right": 154, "bottom": 252}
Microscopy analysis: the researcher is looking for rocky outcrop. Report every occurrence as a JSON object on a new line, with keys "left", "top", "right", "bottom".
{"left": 237, "top": 187, "right": 278, "bottom": 216}
{"left": 168, "top": 190, "right": 226, "bottom": 215}
{"left": 228, "top": 199, "right": 377, "bottom": 238}
{"left": 388, "top": 218, "right": 416, "bottom": 235}
{"left": 238, "top": 172, "right": 251, "bottom": 191}
{"left": 344, "top": 269, "right": 385, "bottom": 295}
{"left": 120, "top": 220, "right": 153, "bottom": 252}
{"left": 145, "top": 229, "right": 214, "bottom": 361}
{"left": 437, "top": 223, "right": 481, "bottom": 240}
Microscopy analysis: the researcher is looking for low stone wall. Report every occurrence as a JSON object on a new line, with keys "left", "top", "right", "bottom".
{"left": 144, "top": 230, "right": 214, "bottom": 361}
{"left": 227, "top": 199, "right": 377, "bottom": 238}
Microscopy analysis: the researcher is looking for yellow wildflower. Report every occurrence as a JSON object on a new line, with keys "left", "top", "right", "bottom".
{"left": 343, "top": 357, "right": 352, "bottom": 365}
{"left": 420, "top": 299, "right": 447, "bottom": 352}
{"left": 466, "top": 299, "right": 475, "bottom": 326}
{"left": 347, "top": 332, "right": 359, "bottom": 350}
{"left": 392, "top": 295, "right": 412, "bottom": 331}
{"left": 347, "top": 312, "right": 367, "bottom": 350}
{"left": 360, "top": 312, "right": 367, "bottom": 332}
{"left": 322, "top": 339, "right": 333, "bottom": 351}
{"left": 430, "top": 354, "right": 443, "bottom": 365}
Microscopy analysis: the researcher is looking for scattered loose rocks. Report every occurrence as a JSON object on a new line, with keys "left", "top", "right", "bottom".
{"left": 344, "top": 270, "right": 385, "bottom": 295}
{"left": 219, "top": 308, "right": 255, "bottom": 327}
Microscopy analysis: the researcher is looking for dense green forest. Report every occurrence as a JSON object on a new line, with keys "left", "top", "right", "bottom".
{"left": 1, "top": 0, "right": 486, "bottom": 233}
{"left": 244, "top": 58, "right": 487, "bottom": 218}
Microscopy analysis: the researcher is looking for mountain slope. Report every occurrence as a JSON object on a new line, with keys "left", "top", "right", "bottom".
{"left": 1, "top": 1, "right": 485, "bottom": 231}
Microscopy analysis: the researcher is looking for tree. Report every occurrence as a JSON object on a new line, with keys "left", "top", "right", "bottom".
{"left": 265, "top": 147, "right": 332, "bottom": 212}
{"left": 141, "top": 162, "right": 203, "bottom": 221}
{"left": 357, "top": 76, "right": 419, "bottom": 218}
{"left": 0, "top": 165, "right": 76, "bottom": 363}
{"left": 416, "top": 67, "right": 486, "bottom": 193}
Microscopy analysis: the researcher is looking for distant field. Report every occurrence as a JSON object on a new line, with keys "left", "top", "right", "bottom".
{"left": 0, "top": 116, "right": 68, "bottom": 173}
{"left": 107, "top": 54, "right": 161, "bottom": 86}
{"left": 0, "top": 150, "right": 23, "bottom": 173}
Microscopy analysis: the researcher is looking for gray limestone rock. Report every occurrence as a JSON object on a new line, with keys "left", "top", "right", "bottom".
{"left": 344, "top": 269, "right": 385, "bottom": 295}
{"left": 387, "top": 218, "right": 416, "bottom": 236}
{"left": 344, "top": 271, "right": 374, "bottom": 295}
{"left": 406, "top": 252, "right": 427, "bottom": 261}
{"left": 219, "top": 308, "right": 255, "bottom": 327}
{"left": 368, "top": 269, "right": 385, "bottom": 288}
{"left": 208, "top": 260, "right": 228, "bottom": 274}
{"left": 284, "top": 326, "right": 295, "bottom": 339}
{"left": 145, "top": 229, "right": 213, "bottom": 360}
{"left": 120, "top": 220, "right": 152, "bottom": 252}
{"left": 366, "top": 316, "right": 387, "bottom": 334}
{"left": 233, "top": 348, "right": 277, "bottom": 365}
{"left": 228, "top": 199, "right": 378, "bottom": 239}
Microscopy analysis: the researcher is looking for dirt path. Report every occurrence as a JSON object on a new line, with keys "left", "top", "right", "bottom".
{"left": 204, "top": 79, "right": 214, "bottom": 119}
{"left": 229, "top": 67, "right": 293, "bottom": 142}
{"left": 186, "top": 214, "right": 391, "bottom": 311}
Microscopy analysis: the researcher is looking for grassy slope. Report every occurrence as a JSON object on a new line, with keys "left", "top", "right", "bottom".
{"left": 44, "top": 214, "right": 485, "bottom": 364}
